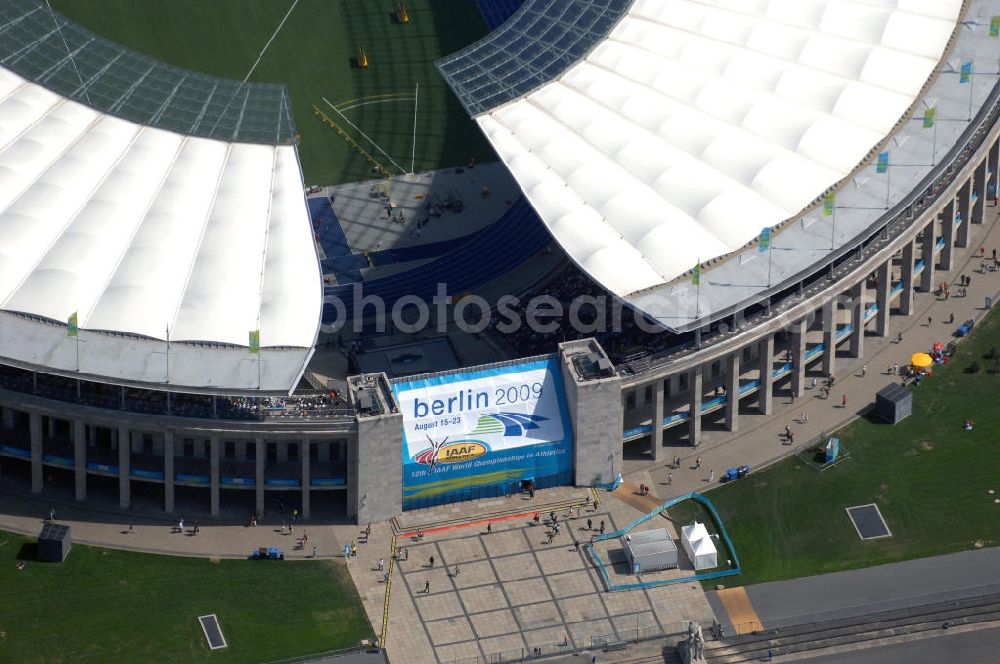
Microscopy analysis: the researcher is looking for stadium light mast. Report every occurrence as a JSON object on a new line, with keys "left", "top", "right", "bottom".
{"left": 411, "top": 82, "right": 419, "bottom": 174}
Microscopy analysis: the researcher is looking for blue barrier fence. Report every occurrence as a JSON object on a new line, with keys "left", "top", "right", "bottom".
{"left": 585, "top": 492, "right": 741, "bottom": 592}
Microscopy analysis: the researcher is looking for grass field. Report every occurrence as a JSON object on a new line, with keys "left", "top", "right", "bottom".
{"left": 670, "top": 308, "right": 1000, "bottom": 588}
{"left": 0, "top": 531, "right": 373, "bottom": 662}
{"left": 51, "top": 0, "right": 496, "bottom": 185}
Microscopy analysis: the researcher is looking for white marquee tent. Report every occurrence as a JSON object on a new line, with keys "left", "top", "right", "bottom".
{"left": 681, "top": 520, "right": 718, "bottom": 570}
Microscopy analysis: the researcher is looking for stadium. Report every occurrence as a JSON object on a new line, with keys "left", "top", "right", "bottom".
{"left": 0, "top": 0, "right": 998, "bottom": 535}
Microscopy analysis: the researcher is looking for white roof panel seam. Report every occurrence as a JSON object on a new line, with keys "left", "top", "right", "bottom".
{"left": 252, "top": 147, "right": 278, "bottom": 345}
{"left": 166, "top": 142, "right": 234, "bottom": 338}
{"left": 2, "top": 119, "right": 143, "bottom": 319}
{"left": 78, "top": 128, "right": 187, "bottom": 327}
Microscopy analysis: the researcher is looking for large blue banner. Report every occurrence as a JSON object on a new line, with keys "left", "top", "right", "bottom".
{"left": 392, "top": 358, "right": 573, "bottom": 509}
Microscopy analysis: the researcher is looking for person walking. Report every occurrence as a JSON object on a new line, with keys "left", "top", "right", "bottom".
{"left": 788, "top": 431, "right": 794, "bottom": 445}
{"left": 378, "top": 558, "right": 384, "bottom": 571}
{"left": 810, "top": 377, "right": 817, "bottom": 390}
{"left": 842, "top": 394, "right": 848, "bottom": 408}
{"left": 194, "top": 522, "right": 200, "bottom": 536}
{"left": 423, "top": 580, "right": 430, "bottom": 593}
{"left": 861, "top": 364, "right": 867, "bottom": 377}
{"left": 429, "top": 555, "right": 435, "bottom": 568}
{"left": 784, "top": 424, "right": 791, "bottom": 440}
{"left": 587, "top": 518, "right": 593, "bottom": 531}
{"left": 695, "top": 456, "right": 702, "bottom": 469}
{"left": 453, "top": 565, "right": 460, "bottom": 577}
{"left": 599, "top": 520, "right": 606, "bottom": 535}
{"left": 897, "top": 331, "right": 903, "bottom": 344}
{"left": 486, "top": 523, "right": 492, "bottom": 534}
{"left": 708, "top": 469, "right": 714, "bottom": 482}
{"left": 667, "top": 472, "right": 673, "bottom": 486}
{"left": 312, "top": 545, "right": 317, "bottom": 558}
{"left": 800, "top": 411, "right": 808, "bottom": 424}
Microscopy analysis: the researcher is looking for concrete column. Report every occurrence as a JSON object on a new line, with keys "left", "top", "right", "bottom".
{"left": 724, "top": 353, "right": 740, "bottom": 433}
{"left": 163, "top": 431, "right": 175, "bottom": 513}
{"left": 875, "top": 260, "right": 891, "bottom": 338}
{"left": 688, "top": 367, "right": 702, "bottom": 446}
{"left": 919, "top": 221, "right": 936, "bottom": 293}
{"left": 277, "top": 442, "right": 288, "bottom": 463}
{"left": 210, "top": 435, "right": 220, "bottom": 517}
{"left": 901, "top": 239, "right": 915, "bottom": 316}
{"left": 255, "top": 437, "right": 265, "bottom": 515}
{"left": 988, "top": 138, "right": 999, "bottom": 203}
{"left": 791, "top": 319, "right": 806, "bottom": 398}
{"left": 301, "top": 438, "right": 311, "bottom": 520}
{"left": 822, "top": 300, "right": 837, "bottom": 377}
{"left": 957, "top": 180, "right": 971, "bottom": 247}
{"left": 940, "top": 205, "right": 955, "bottom": 271}
{"left": 118, "top": 426, "right": 130, "bottom": 508}
{"left": 973, "top": 160, "right": 986, "bottom": 225}
{"left": 850, "top": 282, "right": 865, "bottom": 358}
{"left": 74, "top": 419, "right": 86, "bottom": 501}
{"left": 649, "top": 380, "right": 663, "bottom": 461}
{"left": 758, "top": 334, "right": 774, "bottom": 415}
{"left": 29, "top": 411, "right": 42, "bottom": 494}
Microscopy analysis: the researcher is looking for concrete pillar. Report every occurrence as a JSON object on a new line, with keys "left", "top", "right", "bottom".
{"left": 118, "top": 426, "right": 130, "bottom": 508}
{"left": 901, "top": 239, "right": 915, "bottom": 315}
{"left": 725, "top": 353, "right": 740, "bottom": 433}
{"left": 876, "top": 260, "right": 891, "bottom": 338}
{"left": 822, "top": 300, "right": 837, "bottom": 377}
{"left": 163, "top": 431, "right": 175, "bottom": 513}
{"left": 210, "top": 435, "right": 220, "bottom": 517}
{"left": 791, "top": 319, "right": 806, "bottom": 398}
{"left": 941, "top": 205, "right": 955, "bottom": 271}
{"left": 850, "top": 282, "right": 865, "bottom": 358}
{"left": 973, "top": 160, "right": 986, "bottom": 225}
{"left": 988, "top": 138, "right": 999, "bottom": 204}
{"left": 758, "top": 334, "right": 774, "bottom": 415}
{"left": 688, "top": 367, "right": 702, "bottom": 446}
{"left": 919, "top": 221, "right": 936, "bottom": 293}
{"left": 650, "top": 379, "right": 663, "bottom": 461}
{"left": 74, "top": 419, "right": 86, "bottom": 501}
{"left": 277, "top": 442, "right": 288, "bottom": 463}
{"left": 957, "top": 180, "right": 971, "bottom": 248}
{"left": 301, "top": 439, "right": 311, "bottom": 520}
{"left": 29, "top": 411, "right": 42, "bottom": 494}
{"left": 255, "top": 437, "right": 265, "bottom": 516}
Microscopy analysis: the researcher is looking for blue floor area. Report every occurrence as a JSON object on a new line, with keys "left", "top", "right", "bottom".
{"left": 308, "top": 196, "right": 364, "bottom": 284}
{"left": 368, "top": 229, "right": 487, "bottom": 266}
{"left": 477, "top": 0, "right": 526, "bottom": 29}
{"left": 323, "top": 198, "right": 551, "bottom": 323}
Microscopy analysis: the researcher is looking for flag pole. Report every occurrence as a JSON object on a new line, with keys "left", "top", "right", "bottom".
{"left": 767, "top": 241, "right": 773, "bottom": 288}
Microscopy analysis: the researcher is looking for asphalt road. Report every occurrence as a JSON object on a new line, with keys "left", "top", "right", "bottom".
{"left": 795, "top": 626, "right": 1000, "bottom": 663}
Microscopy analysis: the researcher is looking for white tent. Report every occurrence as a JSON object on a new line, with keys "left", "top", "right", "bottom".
{"left": 681, "top": 521, "right": 718, "bottom": 571}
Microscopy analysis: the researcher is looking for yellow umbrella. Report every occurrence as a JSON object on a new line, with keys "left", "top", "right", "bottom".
{"left": 911, "top": 353, "right": 933, "bottom": 368}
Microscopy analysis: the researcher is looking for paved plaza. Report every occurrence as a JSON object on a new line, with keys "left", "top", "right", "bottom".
{"left": 347, "top": 488, "right": 714, "bottom": 664}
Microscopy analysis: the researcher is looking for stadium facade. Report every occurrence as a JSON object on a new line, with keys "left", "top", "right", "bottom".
{"left": 1, "top": 0, "right": 1000, "bottom": 524}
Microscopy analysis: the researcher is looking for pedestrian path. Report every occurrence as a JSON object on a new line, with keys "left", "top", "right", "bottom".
{"left": 628, "top": 203, "right": 1000, "bottom": 511}
{"left": 715, "top": 587, "right": 763, "bottom": 635}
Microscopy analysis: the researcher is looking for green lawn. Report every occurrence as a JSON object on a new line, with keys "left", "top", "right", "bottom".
{"left": 670, "top": 309, "right": 1000, "bottom": 587}
{"left": 0, "top": 531, "right": 373, "bottom": 662}
{"left": 51, "top": 0, "right": 495, "bottom": 185}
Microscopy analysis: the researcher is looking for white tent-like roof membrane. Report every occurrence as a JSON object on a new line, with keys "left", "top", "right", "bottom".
{"left": 473, "top": 0, "right": 963, "bottom": 297}
{"left": 0, "top": 66, "right": 321, "bottom": 391}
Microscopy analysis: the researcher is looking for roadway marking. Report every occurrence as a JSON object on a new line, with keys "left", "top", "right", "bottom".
{"left": 716, "top": 587, "right": 764, "bottom": 635}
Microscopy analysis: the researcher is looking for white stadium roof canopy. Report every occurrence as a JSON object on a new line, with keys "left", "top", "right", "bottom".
{"left": 0, "top": 66, "right": 322, "bottom": 392}
{"left": 453, "top": 0, "right": 964, "bottom": 299}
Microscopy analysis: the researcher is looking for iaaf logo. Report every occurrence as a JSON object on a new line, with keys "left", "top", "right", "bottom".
{"left": 414, "top": 436, "right": 488, "bottom": 468}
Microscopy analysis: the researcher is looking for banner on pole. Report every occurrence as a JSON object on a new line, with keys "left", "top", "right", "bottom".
{"left": 960, "top": 60, "right": 973, "bottom": 84}
{"left": 823, "top": 192, "right": 835, "bottom": 216}
{"left": 991, "top": 16, "right": 1000, "bottom": 37}
{"left": 67, "top": 312, "right": 78, "bottom": 337}
{"left": 248, "top": 330, "right": 260, "bottom": 353}
{"left": 691, "top": 262, "right": 701, "bottom": 285}
{"left": 876, "top": 151, "right": 889, "bottom": 174}
{"left": 758, "top": 227, "right": 771, "bottom": 252}
{"left": 922, "top": 107, "right": 936, "bottom": 129}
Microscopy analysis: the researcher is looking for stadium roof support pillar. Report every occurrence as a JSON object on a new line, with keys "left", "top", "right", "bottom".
{"left": 988, "top": 137, "right": 999, "bottom": 207}
{"left": 210, "top": 435, "right": 220, "bottom": 516}
{"left": 952, "top": 197, "right": 965, "bottom": 250}
{"left": 29, "top": 411, "right": 42, "bottom": 494}
{"left": 725, "top": 352, "right": 739, "bottom": 433}
{"left": 758, "top": 334, "right": 774, "bottom": 415}
{"left": 940, "top": 204, "right": 955, "bottom": 271}
{"left": 901, "top": 239, "right": 915, "bottom": 316}
{"left": 919, "top": 220, "right": 936, "bottom": 294}
{"left": 791, "top": 319, "right": 806, "bottom": 398}
{"left": 301, "top": 439, "right": 310, "bottom": 521}
{"left": 957, "top": 180, "right": 971, "bottom": 249}
{"left": 650, "top": 379, "right": 663, "bottom": 461}
{"left": 73, "top": 419, "right": 86, "bottom": 501}
{"left": 973, "top": 158, "right": 987, "bottom": 226}
{"left": 255, "top": 437, "right": 265, "bottom": 516}
{"left": 850, "top": 282, "right": 865, "bottom": 358}
{"left": 688, "top": 367, "right": 702, "bottom": 446}
{"left": 118, "top": 426, "right": 130, "bottom": 509}
{"left": 875, "top": 260, "right": 891, "bottom": 338}
{"left": 163, "top": 431, "right": 174, "bottom": 513}
{"left": 822, "top": 300, "right": 837, "bottom": 377}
